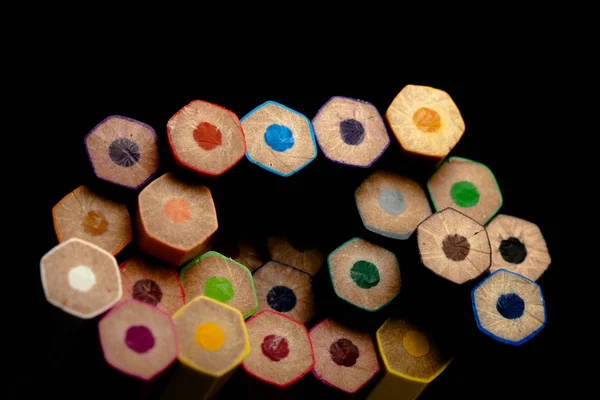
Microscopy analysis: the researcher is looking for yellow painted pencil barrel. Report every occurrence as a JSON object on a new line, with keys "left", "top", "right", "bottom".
{"left": 368, "top": 318, "right": 451, "bottom": 400}
{"left": 161, "top": 296, "right": 250, "bottom": 400}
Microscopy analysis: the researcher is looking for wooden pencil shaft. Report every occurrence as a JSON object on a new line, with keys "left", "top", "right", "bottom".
{"left": 472, "top": 269, "right": 546, "bottom": 345}
{"left": 180, "top": 252, "right": 258, "bottom": 319}
{"left": 267, "top": 236, "right": 324, "bottom": 276}
{"left": 243, "top": 310, "right": 314, "bottom": 388}
{"left": 312, "top": 96, "right": 390, "bottom": 168}
{"left": 84, "top": 115, "right": 159, "bottom": 189}
{"left": 136, "top": 172, "right": 218, "bottom": 267}
{"left": 355, "top": 171, "right": 432, "bottom": 240}
{"left": 370, "top": 317, "right": 450, "bottom": 400}
{"left": 486, "top": 214, "right": 551, "bottom": 281}
{"left": 98, "top": 300, "right": 178, "bottom": 381}
{"left": 417, "top": 208, "right": 491, "bottom": 284}
{"left": 310, "top": 319, "right": 380, "bottom": 394}
{"left": 213, "top": 238, "right": 263, "bottom": 272}
{"left": 167, "top": 100, "right": 246, "bottom": 177}
{"left": 428, "top": 157, "right": 502, "bottom": 226}
{"left": 386, "top": 85, "right": 465, "bottom": 162}
{"left": 328, "top": 238, "right": 401, "bottom": 312}
{"left": 52, "top": 185, "right": 132, "bottom": 256}
{"left": 41, "top": 238, "right": 122, "bottom": 319}
{"left": 160, "top": 363, "right": 236, "bottom": 400}
{"left": 253, "top": 261, "right": 316, "bottom": 324}
{"left": 167, "top": 296, "right": 250, "bottom": 398}
{"left": 119, "top": 255, "right": 185, "bottom": 315}
{"left": 242, "top": 101, "right": 317, "bottom": 177}
{"left": 368, "top": 371, "right": 427, "bottom": 400}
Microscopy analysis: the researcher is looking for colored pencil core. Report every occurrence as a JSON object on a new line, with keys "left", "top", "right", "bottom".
{"left": 339, "top": 119, "right": 365, "bottom": 145}
{"left": 204, "top": 277, "right": 234, "bottom": 302}
{"left": 264, "top": 124, "right": 294, "bottom": 152}
{"left": 499, "top": 237, "right": 528, "bottom": 264}
{"left": 132, "top": 279, "right": 163, "bottom": 306}
{"left": 496, "top": 293, "right": 525, "bottom": 319}
{"left": 378, "top": 189, "right": 406, "bottom": 216}
{"left": 402, "top": 330, "right": 430, "bottom": 357}
{"left": 413, "top": 107, "right": 441, "bottom": 133}
{"left": 350, "top": 261, "right": 380, "bottom": 289}
{"left": 125, "top": 325, "right": 155, "bottom": 354}
{"left": 195, "top": 322, "right": 225, "bottom": 351}
{"left": 442, "top": 234, "right": 470, "bottom": 261}
{"left": 450, "top": 181, "right": 480, "bottom": 208}
{"left": 329, "top": 338, "right": 359, "bottom": 367}
{"left": 261, "top": 335, "right": 290, "bottom": 362}
{"left": 68, "top": 265, "right": 96, "bottom": 292}
{"left": 267, "top": 286, "right": 297, "bottom": 312}
{"left": 162, "top": 198, "right": 191, "bottom": 224}
{"left": 193, "top": 122, "right": 222, "bottom": 151}
{"left": 109, "top": 137, "right": 141, "bottom": 167}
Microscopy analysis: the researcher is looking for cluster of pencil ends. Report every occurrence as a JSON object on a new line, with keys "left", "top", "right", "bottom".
{"left": 40, "top": 86, "right": 551, "bottom": 400}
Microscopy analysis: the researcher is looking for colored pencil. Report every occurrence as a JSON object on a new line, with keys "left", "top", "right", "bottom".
{"left": 472, "top": 269, "right": 546, "bottom": 345}
{"left": 309, "top": 318, "right": 380, "bottom": 394}
{"left": 368, "top": 317, "right": 451, "bottom": 400}
{"left": 213, "top": 238, "right": 263, "bottom": 272}
{"left": 253, "top": 261, "right": 315, "bottom": 324}
{"left": 312, "top": 96, "right": 390, "bottom": 168}
{"left": 52, "top": 185, "right": 132, "bottom": 256}
{"left": 266, "top": 236, "right": 324, "bottom": 276}
{"left": 180, "top": 251, "right": 258, "bottom": 319}
{"left": 243, "top": 310, "right": 315, "bottom": 388}
{"left": 242, "top": 101, "right": 317, "bottom": 177}
{"left": 167, "top": 100, "right": 246, "bottom": 177}
{"left": 328, "top": 238, "right": 401, "bottom": 312}
{"left": 428, "top": 156, "right": 502, "bottom": 225}
{"left": 160, "top": 296, "right": 250, "bottom": 400}
{"left": 119, "top": 255, "right": 185, "bottom": 315}
{"left": 417, "top": 208, "right": 492, "bottom": 284}
{"left": 386, "top": 85, "right": 465, "bottom": 165}
{"left": 355, "top": 170, "right": 432, "bottom": 240}
{"left": 98, "top": 299, "right": 178, "bottom": 380}
{"left": 136, "top": 172, "right": 218, "bottom": 267}
{"left": 40, "top": 238, "right": 122, "bottom": 319}
{"left": 84, "top": 115, "right": 159, "bottom": 189}
{"left": 486, "top": 214, "right": 551, "bottom": 281}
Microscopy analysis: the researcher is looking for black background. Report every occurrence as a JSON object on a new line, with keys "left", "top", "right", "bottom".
{"left": 22, "top": 82, "right": 563, "bottom": 399}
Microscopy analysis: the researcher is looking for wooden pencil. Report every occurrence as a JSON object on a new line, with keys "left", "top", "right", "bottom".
{"left": 167, "top": 100, "right": 246, "bottom": 177}
{"left": 84, "top": 115, "right": 159, "bottom": 190}
{"left": 472, "top": 269, "right": 546, "bottom": 345}
{"left": 368, "top": 317, "right": 451, "bottom": 400}
{"left": 428, "top": 156, "right": 503, "bottom": 225}
{"left": 160, "top": 296, "right": 250, "bottom": 400}
{"left": 486, "top": 214, "right": 551, "bottom": 281}
{"left": 136, "top": 172, "right": 218, "bottom": 267}
{"left": 242, "top": 101, "right": 317, "bottom": 177}
{"left": 243, "top": 310, "right": 315, "bottom": 388}
{"left": 312, "top": 96, "right": 390, "bottom": 167}
{"left": 40, "top": 238, "right": 122, "bottom": 319}
{"left": 119, "top": 255, "right": 185, "bottom": 315}
{"left": 417, "top": 208, "right": 492, "bottom": 284}
{"left": 180, "top": 251, "right": 258, "bottom": 319}
{"left": 52, "top": 185, "right": 132, "bottom": 256}
{"left": 213, "top": 238, "right": 263, "bottom": 272}
{"left": 328, "top": 238, "right": 401, "bottom": 312}
{"left": 309, "top": 318, "right": 380, "bottom": 394}
{"left": 98, "top": 299, "right": 178, "bottom": 380}
{"left": 385, "top": 85, "right": 465, "bottom": 165}
{"left": 266, "top": 236, "right": 324, "bottom": 276}
{"left": 252, "top": 261, "right": 316, "bottom": 324}
{"left": 355, "top": 170, "right": 432, "bottom": 240}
